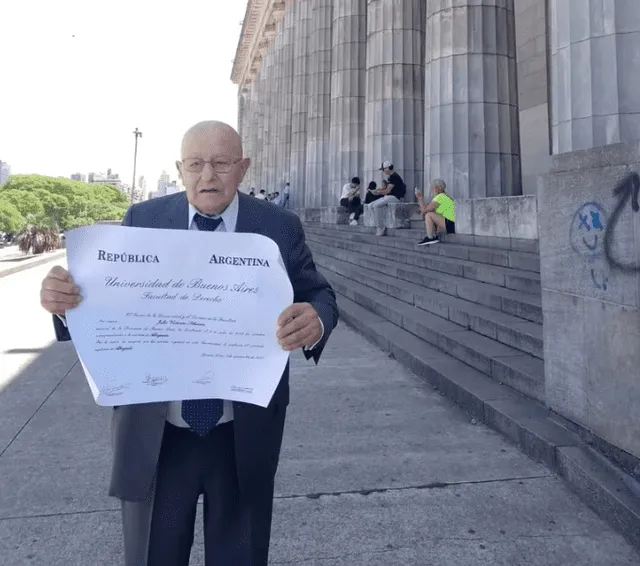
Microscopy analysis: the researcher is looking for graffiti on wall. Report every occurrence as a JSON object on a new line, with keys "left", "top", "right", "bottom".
{"left": 570, "top": 172, "right": 640, "bottom": 290}
{"left": 604, "top": 172, "right": 640, "bottom": 273}
{"left": 570, "top": 202, "right": 609, "bottom": 290}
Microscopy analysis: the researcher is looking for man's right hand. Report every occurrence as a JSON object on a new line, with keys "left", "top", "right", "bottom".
{"left": 40, "top": 266, "right": 82, "bottom": 315}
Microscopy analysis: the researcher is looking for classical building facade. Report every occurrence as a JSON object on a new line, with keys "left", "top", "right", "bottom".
{"left": 231, "top": 1, "right": 640, "bottom": 475}
{"left": 232, "top": 0, "right": 640, "bottom": 208}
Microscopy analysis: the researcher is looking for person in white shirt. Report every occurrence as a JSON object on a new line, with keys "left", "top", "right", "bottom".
{"left": 255, "top": 188, "right": 267, "bottom": 200}
{"left": 339, "top": 177, "right": 362, "bottom": 226}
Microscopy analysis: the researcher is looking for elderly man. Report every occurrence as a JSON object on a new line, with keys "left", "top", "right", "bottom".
{"left": 415, "top": 178, "right": 456, "bottom": 246}
{"left": 39, "top": 121, "right": 338, "bottom": 566}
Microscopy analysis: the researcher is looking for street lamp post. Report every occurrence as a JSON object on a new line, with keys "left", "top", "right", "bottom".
{"left": 131, "top": 128, "right": 142, "bottom": 204}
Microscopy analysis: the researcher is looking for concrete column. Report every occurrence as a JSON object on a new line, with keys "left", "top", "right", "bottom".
{"left": 275, "top": 5, "right": 296, "bottom": 190}
{"left": 424, "top": 1, "right": 521, "bottom": 199}
{"left": 365, "top": 0, "right": 425, "bottom": 201}
{"left": 268, "top": 27, "right": 285, "bottom": 194}
{"left": 305, "top": 0, "right": 333, "bottom": 208}
{"left": 237, "top": 90, "right": 246, "bottom": 190}
{"left": 253, "top": 64, "right": 267, "bottom": 191}
{"left": 328, "top": 0, "right": 366, "bottom": 204}
{"left": 550, "top": 0, "right": 640, "bottom": 153}
{"left": 246, "top": 83, "right": 259, "bottom": 191}
{"left": 261, "top": 45, "right": 277, "bottom": 192}
{"left": 243, "top": 85, "right": 257, "bottom": 191}
{"left": 290, "top": 0, "right": 312, "bottom": 208}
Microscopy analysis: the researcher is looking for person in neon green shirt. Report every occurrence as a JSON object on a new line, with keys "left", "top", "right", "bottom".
{"left": 415, "top": 179, "right": 455, "bottom": 246}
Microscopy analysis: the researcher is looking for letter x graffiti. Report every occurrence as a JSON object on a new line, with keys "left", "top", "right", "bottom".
{"left": 579, "top": 211, "right": 603, "bottom": 231}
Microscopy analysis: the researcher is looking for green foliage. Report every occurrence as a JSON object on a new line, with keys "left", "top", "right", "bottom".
{"left": 0, "top": 174, "right": 128, "bottom": 230}
{"left": 0, "top": 201, "right": 25, "bottom": 233}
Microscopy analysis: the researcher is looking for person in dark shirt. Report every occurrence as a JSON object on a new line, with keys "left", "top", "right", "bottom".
{"left": 369, "top": 161, "right": 406, "bottom": 236}
{"left": 364, "top": 181, "right": 383, "bottom": 204}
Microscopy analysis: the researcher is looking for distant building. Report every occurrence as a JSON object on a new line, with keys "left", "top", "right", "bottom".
{"left": 130, "top": 175, "right": 147, "bottom": 203}
{"left": 70, "top": 173, "right": 86, "bottom": 183}
{"left": 156, "top": 170, "right": 171, "bottom": 197}
{"left": 165, "top": 181, "right": 182, "bottom": 195}
{"left": 0, "top": 161, "right": 11, "bottom": 185}
{"left": 88, "top": 169, "right": 123, "bottom": 190}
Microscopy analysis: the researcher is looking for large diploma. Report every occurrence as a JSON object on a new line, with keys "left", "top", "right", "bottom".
{"left": 64, "top": 225, "right": 293, "bottom": 407}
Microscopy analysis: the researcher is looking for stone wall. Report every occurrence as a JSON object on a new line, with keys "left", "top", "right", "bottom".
{"left": 456, "top": 195, "right": 539, "bottom": 240}
{"left": 538, "top": 142, "right": 640, "bottom": 460}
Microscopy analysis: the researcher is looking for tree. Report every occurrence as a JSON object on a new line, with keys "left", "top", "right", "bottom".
{"left": 0, "top": 189, "right": 45, "bottom": 223}
{"left": 16, "top": 226, "right": 60, "bottom": 254}
{"left": 0, "top": 174, "right": 129, "bottom": 230}
{"left": 0, "top": 200, "right": 24, "bottom": 233}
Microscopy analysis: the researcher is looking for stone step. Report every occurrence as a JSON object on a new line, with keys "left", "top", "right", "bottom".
{"left": 306, "top": 232, "right": 542, "bottom": 292}
{"left": 316, "top": 255, "right": 543, "bottom": 359}
{"left": 334, "top": 292, "right": 640, "bottom": 552}
{"left": 304, "top": 225, "right": 540, "bottom": 273}
{"left": 333, "top": 284, "right": 543, "bottom": 401}
{"left": 311, "top": 244, "right": 544, "bottom": 355}
{"left": 324, "top": 269, "right": 544, "bottom": 401}
{"left": 304, "top": 221, "right": 540, "bottom": 254}
{"left": 310, "top": 244, "right": 543, "bottom": 324}
{"left": 314, "top": 250, "right": 543, "bottom": 333}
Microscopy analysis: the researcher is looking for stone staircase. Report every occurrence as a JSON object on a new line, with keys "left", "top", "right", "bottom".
{"left": 305, "top": 223, "right": 545, "bottom": 403}
{"left": 302, "top": 221, "right": 640, "bottom": 551}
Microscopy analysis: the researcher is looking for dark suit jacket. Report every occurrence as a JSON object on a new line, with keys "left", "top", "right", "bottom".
{"left": 54, "top": 191, "right": 338, "bottom": 502}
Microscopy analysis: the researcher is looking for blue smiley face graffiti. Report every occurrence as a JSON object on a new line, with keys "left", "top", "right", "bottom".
{"left": 570, "top": 202, "right": 607, "bottom": 259}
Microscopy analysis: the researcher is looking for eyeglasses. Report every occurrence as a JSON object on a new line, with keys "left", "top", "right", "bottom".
{"left": 180, "top": 157, "right": 242, "bottom": 174}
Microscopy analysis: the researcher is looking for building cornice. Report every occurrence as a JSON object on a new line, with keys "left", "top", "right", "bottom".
{"left": 231, "top": 0, "right": 288, "bottom": 86}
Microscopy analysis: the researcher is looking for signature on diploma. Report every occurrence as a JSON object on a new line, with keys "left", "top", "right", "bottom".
{"left": 193, "top": 370, "right": 214, "bottom": 385}
{"left": 103, "top": 383, "right": 131, "bottom": 396}
{"left": 143, "top": 373, "right": 168, "bottom": 386}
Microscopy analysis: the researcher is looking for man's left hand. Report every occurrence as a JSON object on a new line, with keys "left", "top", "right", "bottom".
{"left": 277, "top": 303, "right": 322, "bottom": 351}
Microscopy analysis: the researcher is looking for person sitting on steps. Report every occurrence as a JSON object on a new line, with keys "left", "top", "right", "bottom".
{"left": 416, "top": 179, "right": 455, "bottom": 246}
{"left": 364, "top": 181, "right": 383, "bottom": 204}
{"left": 339, "top": 177, "right": 363, "bottom": 226}
{"left": 371, "top": 161, "right": 406, "bottom": 236}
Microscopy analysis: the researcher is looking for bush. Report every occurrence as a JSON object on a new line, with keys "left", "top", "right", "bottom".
{"left": 16, "top": 226, "right": 61, "bottom": 255}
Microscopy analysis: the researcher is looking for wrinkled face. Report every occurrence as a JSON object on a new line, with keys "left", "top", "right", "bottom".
{"left": 176, "top": 122, "right": 250, "bottom": 216}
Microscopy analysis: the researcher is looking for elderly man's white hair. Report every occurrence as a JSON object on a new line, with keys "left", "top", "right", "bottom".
{"left": 430, "top": 179, "right": 447, "bottom": 192}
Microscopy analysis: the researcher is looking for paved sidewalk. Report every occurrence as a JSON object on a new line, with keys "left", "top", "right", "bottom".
{"left": 0, "top": 246, "right": 65, "bottom": 278}
{"left": 0, "top": 265, "right": 639, "bottom": 565}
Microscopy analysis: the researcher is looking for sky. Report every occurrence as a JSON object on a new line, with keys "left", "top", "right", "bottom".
{"left": 0, "top": 0, "right": 248, "bottom": 190}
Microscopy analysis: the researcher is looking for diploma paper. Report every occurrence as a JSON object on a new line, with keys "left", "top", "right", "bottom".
{"left": 64, "top": 225, "right": 293, "bottom": 407}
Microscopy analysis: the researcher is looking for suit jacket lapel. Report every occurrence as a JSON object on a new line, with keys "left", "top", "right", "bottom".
{"left": 167, "top": 192, "right": 190, "bottom": 230}
{"left": 235, "top": 191, "right": 263, "bottom": 235}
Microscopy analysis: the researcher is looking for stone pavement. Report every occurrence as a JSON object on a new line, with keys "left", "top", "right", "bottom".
{"left": 0, "top": 264, "right": 639, "bottom": 565}
{"left": 0, "top": 246, "right": 65, "bottom": 278}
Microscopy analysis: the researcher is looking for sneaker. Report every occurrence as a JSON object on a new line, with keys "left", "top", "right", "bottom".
{"left": 375, "top": 227, "right": 386, "bottom": 236}
{"left": 417, "top": 236, "right": 439, "bottom": 246}
{"left": 349, "top": 212, "right": 356, "bottom": 220}
{"left": 349, "top": 219, "right": 358, "bottom": 226}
